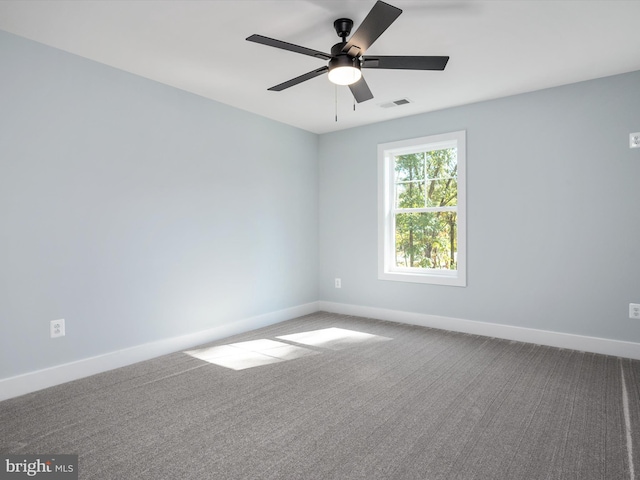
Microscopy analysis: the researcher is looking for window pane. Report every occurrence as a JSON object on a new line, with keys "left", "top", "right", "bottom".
{"left": 426, "top": 148, "right": 457, "bottom": 179}
{"left": 394, "top": 212, "right": 457, "bottom": 270}
{"left": 395, "top": 181, "right": 425, "bottom": 208}
{"left": 394, "top": 153, "right": 425, "bottom": 182}
{"left": 426, "top": 178, "right": 458, "bottom": 207}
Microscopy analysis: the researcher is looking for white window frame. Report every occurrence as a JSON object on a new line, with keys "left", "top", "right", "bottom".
{"left": 378, "top": 130, "right": 466, "bottom": 286}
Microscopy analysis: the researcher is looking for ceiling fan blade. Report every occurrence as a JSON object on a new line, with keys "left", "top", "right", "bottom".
{"left": 349, "top": 76, "right": 374, "bottom": 103}
{"left": 268, "top": 66, "right": 329, "bottom": 92}
{"left": 247, "top": 34, "right": 331, "bottom": 60}
{"left": 342, "top": 1, "right": 402, "bottom": 57}
{"left": 362, "top": 55, "right": 449, "bottom": 70}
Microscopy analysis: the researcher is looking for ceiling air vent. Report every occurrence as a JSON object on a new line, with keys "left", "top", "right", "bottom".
{"left": 379, "top": 98, "right": 412, "bottom": 108}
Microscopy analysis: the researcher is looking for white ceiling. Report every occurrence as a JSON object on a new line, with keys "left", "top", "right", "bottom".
{"left": 1, "top": 0, "right": 639, "bottom": 134}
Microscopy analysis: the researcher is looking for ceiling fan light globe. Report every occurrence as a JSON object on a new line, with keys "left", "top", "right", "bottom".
{"left": 328, "top": 66, "right": 362, "bottom": 86}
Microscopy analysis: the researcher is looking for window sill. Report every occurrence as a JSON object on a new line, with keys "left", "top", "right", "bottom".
{"left": 378, "top": 270, "right": 466, "bottom": 287}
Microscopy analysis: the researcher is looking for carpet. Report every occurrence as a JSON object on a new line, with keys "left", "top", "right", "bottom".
{"left": 1, "top": 312, "right": 638, "bottom": 479}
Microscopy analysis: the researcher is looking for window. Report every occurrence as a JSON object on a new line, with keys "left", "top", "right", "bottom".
{"left": 378, "top": 130, "right": 466, "bottom": 286}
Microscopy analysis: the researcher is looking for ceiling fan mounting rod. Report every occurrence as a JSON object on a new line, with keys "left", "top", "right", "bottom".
{"left": 333, "top": 18, "right": 353, "bottom": 42}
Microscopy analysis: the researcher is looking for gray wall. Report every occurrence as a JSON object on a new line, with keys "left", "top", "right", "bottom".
{"left": 319, "top": 70, "right": 640, "bottom": 342}
{"left": 0, "top": 31, "right": 318, "bottom": 379}
{"left": 2, "top": 28, "right": 639, "bottom": 383}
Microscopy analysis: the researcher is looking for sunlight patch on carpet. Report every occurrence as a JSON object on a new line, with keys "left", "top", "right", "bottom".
{"left": 185, "top": 339, "right": 319, "bottom": 371}
{"left": 277, "top": 327, "right": 392, "bottom": 350}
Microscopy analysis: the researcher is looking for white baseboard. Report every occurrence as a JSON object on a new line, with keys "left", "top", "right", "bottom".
{"left": 319, "top": 301, "right": 640, "bottom": 361}
{"left": 0, "top": 302, "right": 319, "bottom": 402}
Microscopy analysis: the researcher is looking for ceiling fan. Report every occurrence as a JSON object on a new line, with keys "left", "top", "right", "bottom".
{"left": 246, "top": 0, "right": 449, "bottom": 103}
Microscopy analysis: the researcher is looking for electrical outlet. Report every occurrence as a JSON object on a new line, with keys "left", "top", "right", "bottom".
{"left": 335, "top": 278, "right": 342, "bottom": 289}
{"left": 630, "top": 132, "right": 640, "bottom": 149}
{"left": 50, "top": 319, "right": 65, "bottom": 338}
{"left": 630, "top": 304, "right": 640, "bottom": 319}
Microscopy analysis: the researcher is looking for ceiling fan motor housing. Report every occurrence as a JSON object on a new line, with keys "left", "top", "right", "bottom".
{"left": 328, "top": 43, "right": 362, "bottom": 85}
{"left": 329, "top": 47, "right": 361, "bottom": 71}
{"left": 330, "top": 40, "right": 361, "bottom": 76}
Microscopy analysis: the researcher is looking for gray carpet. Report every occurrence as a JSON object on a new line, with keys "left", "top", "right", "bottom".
{"left": 1, "top": 312, "right": 638, "bottom": 479}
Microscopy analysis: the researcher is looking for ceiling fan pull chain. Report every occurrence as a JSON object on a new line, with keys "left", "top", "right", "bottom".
{"left": 335, "top": 84, "right": 339, "bottom": 122}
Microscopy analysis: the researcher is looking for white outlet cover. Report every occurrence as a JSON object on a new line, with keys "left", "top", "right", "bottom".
{"left": 50, "top": 319, "right": 65, "bottom": 338}
{"left": 630, "top": 304, "right": 640, "bottom": 319}
{"left": 630, "top": 132, "right": 640, "bottom": 149}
